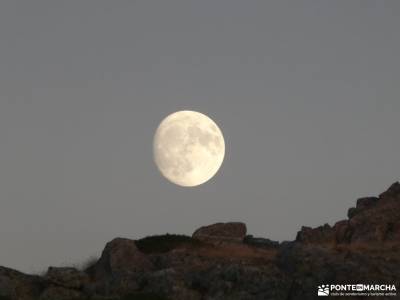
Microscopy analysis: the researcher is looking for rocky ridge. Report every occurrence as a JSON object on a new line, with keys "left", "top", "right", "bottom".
{"left": 1, "top": 182, "right": 399, "bottom": 300}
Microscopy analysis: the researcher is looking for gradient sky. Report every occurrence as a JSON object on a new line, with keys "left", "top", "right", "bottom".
{"left": 0, "top": 1, "right": 399, "bottom": 273}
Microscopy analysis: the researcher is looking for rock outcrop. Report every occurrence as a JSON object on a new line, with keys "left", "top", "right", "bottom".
{"left": 0, "top": 267, "right": 45, "bottom": 300}
{"left": 296, "top": 181, "right": 400, "bottom": 245}
{"left": 45, "top": 267, "right": 88, "bottom": 290}
{"left": 243, "top": 235, "right": 280, "bottom": 249}
{"left": 192, "top": 222, "right": 247, "bottom": 244}
{"left": 86, "top": 237, "right": 153, "bottom": 296}
{"left": 0, "top": 182, "right": 399, "bottom": 300}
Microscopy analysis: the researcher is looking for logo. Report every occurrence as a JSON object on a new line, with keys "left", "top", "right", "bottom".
{"left": 318, "top": 285, "right": 330, "bottom": 296}
{"left": 317, "top": 284, "right": 397, "bottom": 297}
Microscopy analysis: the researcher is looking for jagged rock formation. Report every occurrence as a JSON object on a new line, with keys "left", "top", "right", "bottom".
{"left": 1, "top": 182, "right": 399, "bottom": 300}
{"left": 296, "top": 182, "right": 400, "bottom": 245}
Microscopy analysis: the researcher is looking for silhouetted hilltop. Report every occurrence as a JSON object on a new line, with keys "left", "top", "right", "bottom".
{"left": 1, "top": 182, "right": 399, "bottom": 300}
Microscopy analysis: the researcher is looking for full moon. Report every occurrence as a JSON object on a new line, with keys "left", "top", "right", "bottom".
{"left": 153, "top": 110, "right": 225, "bottom": 187}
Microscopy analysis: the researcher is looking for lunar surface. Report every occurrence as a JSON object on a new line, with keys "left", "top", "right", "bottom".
{"left": 153, "top": 110, "right": 225, "bottom": 187}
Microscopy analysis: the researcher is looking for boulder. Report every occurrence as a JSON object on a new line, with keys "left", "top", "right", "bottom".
{"left": 356, "top": 197, "right": 379, "bottom": 209}
{"left": 192, "top": 222, "right": 247, "bottom": 244}
{"left": 333, "top": 220, "right": 353, "bottom": 243}
{"left": 88, "top": 238, "right": 152, "bottom": 277}
{"left": 45, "top": 267, "right": 88, "bottom": 289}
{"left": 86, "top": 237, "right": 153, "bottom": 295}
{"left": 348, "top": 197, "right": 379, "bottom": 219}
{"left": 295, "top": 224, "right": 335, "bottom": 244}
{"left": 296, "top": 221, "right": 356, "bottom": 245}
